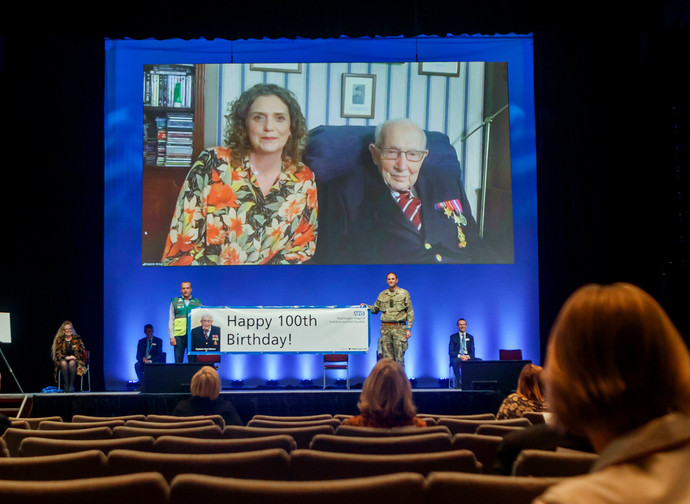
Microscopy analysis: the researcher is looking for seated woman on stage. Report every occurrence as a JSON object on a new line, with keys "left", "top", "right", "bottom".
{"left": 343, "top": 358, "right": 427, "bottom": 428}
{"left": 161, "top": 83, "right": 317, "bottom": 266}
{"left": 534, "top": 283, "right": 690, "bottom": 504}
{"left": 172, "top": 366, "right": 243, "bottom": 426}
{"left": 496, "top": 363, "right": 547, "bottom": 419}
{"left": 51, "top": 321, "right": 86, "bottom": 392}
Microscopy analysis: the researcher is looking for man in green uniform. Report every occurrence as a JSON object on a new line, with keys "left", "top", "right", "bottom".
{"left": 362, "top": 272, "right": 414, "bottom": 369}
{"left": 168, "top": 281, "right": 202, "bottom": 363}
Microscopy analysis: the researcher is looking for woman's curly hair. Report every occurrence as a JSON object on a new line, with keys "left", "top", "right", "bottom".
{"left": 223, "top": 83, "right": 307, "bottom": 166}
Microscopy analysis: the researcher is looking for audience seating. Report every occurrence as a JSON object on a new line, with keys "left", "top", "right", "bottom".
{"left": 2, "top": 426, "right": 114, "bottom": 457}
{"left": 10, "top": 416, "right": 63, "bottom": 429}
{"left": 438, "top": 417, "right": 531, "bottom": 435}
{"left": 522, "top": 412, "right": 547, "bottom": 425}
{"left": 125, "top": 419, "right": 215, "bottom": 429}
{"left": 425, "top": 471, "right": 563, "bottom": 504}
{"left": 475, "top": 424, "right": 527, "bottom": 437}
{"left": 0, "top": 471, "right": 169, "bottom": 504}
{"left": 309, "top": 432, "right": 453, "bottom": 454}
{"left": 169, "top": 472, "right": 426, "bottom": 504}
{"left": 38, "top": 419, "right": 125, "bottom": 430}
{"left": 146, "top": 414, "right": 225, "bottom": 429}
{"left": 289, "top": 448, "right": 481, "bottom": 480}
{"left": 0, "top": 450, "right": 108, "bottom": 480}
{"left": 154, "top": 434, "right": 297, "bottom": 454}
{"left": 334, "top": 414, "right": 353, "bottom": 421}
{"left": 107, "top": 448, "right": 291, "bottom": 482}
{"left": 9, "top": 420, "right": 29, "bottom": 430}
{"left": 248, "top": 418, "right": 342, "bottom": 429}
{"left": 18, "top": 436, "right": 155, "bottom": 457}
{"left": 418, "top": 413, "right": 497, "bottom": 421}
{"left": 113, "top": 425, "right": 222, "bottom": 439}
{"left": 452, "top": 433, "right": 504, "bottom": 474}
{"left": 0, "top": 439, "right": 8, "bottom": 458}
{"left": 335, "top": 424, "right": 451, "bottom": 437}
{"left": 73, "top": 414, "right": 146, "bottom": 422}
{"left": 512, "top": 448, "right": 599, "bottom": 477}
{"left": 224, "top": 424, "right": 335, "bottom": 450}
{"left": 252, "top": 414, "right": 333, "bottom": 422}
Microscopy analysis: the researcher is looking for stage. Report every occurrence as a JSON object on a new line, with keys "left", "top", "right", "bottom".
{"left": 12, "top": 389, "right": 505, "bottom": 424}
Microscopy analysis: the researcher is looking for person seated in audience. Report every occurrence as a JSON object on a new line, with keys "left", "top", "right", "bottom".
{"left": 51, "top": 320, "right": 87, "bottom": 392}
{"left": 496, "top": 363, "right": 547, "bottom": 419}
{"left": 533, "top": 283, "right": 690, "bottom": 503}
{"left": 343, "top": 358, "right": 427, "bottom": 428}
{"left": 172, "top": 366, "right": 243, "bottom": 426}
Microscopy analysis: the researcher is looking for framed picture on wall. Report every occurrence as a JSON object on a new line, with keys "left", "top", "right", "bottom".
{"left": 418, "top": 62, "right": 461, "bottom": 77}
{"left": 341, "top": 73, "right": 376, "bottom": 118}
{"left": 250, "top": 63, "right": 302, "bottom": 73}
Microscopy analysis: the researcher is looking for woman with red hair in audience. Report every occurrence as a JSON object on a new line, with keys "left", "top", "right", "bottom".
{"left": 344, "top": 358, "right": 427, "bottom": 428}
{"left": 534, "top": 283, "right": 690, "bottom": 503}
{"left": 497, "top": 363, "right": 547, "bottom": 419}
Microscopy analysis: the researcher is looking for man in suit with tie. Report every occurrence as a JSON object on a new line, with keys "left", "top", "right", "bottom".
{"left": 135, "top": 324, "right": 164, "bottom": 384}
{"left": 190, "top": 312, "right": 221, "bottom": 353}
{"left": 449, "top": 318, "right": 477, "bottom": 389}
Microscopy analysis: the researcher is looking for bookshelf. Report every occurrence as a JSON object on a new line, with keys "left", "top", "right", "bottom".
{"left": 142, "top": 64, "right": 206, "bottom": 264}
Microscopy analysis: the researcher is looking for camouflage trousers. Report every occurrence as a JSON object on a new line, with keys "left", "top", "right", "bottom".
{"left": 379, "top": 324, "right": 409, "bottom": 368}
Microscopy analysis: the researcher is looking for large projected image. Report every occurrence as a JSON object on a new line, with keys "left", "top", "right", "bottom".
{"left": 142, "top": 62, "right": 514, "bottom": 266}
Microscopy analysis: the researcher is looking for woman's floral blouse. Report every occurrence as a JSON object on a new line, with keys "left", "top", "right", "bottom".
{"left": 162, "top": 147, "right": 318, "bottom": 265}
{"left": 53, "top": 335, "right": 86, "bottom": 382}
{"left": 496, "top": 392, "right": 547, "bottom": 419}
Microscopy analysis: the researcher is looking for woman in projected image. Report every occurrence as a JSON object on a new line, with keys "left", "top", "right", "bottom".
{"left": 162, "top": 83, "right": 317, "bottom": 265}
{"left": 51, "top": 321, "right": 86, "bottom": 392}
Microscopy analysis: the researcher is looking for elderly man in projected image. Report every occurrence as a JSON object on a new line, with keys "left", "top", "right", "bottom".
{"left": 190, "top": 312, "right": 221, "bottom": 353}
{"left": 318, "top": 118, "right": 485, "bottom": 264}
{"left": 161, "top": 83, "right": 317, "bottom": 266}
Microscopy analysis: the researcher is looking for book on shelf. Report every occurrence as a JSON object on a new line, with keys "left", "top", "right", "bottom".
{"left": 143, "top": 64, "right": 195, "bottom": 108}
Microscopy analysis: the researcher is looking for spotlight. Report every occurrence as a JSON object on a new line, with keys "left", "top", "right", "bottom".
{"left": 409, "top": 378, "right": 418, "bottom": 388}
{"left": 300, "top": 379, "right": 314, "bottom": 388}
{"left": 230, "top": 380, "right": 244, "bottom": 389}
{"left": 265, "top": 379, "right": 280, "bottom": 389}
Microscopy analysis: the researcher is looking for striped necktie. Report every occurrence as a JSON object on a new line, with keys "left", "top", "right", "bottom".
{"left": 396, "top": 190, "right": 422, "bottom": 230}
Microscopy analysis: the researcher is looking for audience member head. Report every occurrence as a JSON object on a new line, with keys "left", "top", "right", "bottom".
{"left": 546, "top": 282, "right": 690, "bottom": 447}
{"left": 357, "top": 358, "right": 417, "bottom": 427}
{"left": 516, "top": 363, "right": 544, "bottom": 402}
{"left": 190, "top": 366, "right": 222, "bottom": 400}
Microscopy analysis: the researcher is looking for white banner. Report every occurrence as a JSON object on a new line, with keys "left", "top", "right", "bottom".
{"left": 187, "top": 306, "right": 370, "bottom": 354}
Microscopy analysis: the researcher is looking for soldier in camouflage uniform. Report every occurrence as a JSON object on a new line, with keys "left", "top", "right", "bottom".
{"left": 362, "top": 272, "right": 414, "bottom": 369}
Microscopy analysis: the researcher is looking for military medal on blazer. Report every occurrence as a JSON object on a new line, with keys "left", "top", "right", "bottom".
{"left": 435, "top": 199, "right": 467, "bottom": 248}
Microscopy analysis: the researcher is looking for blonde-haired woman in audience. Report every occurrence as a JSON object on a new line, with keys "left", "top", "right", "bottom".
{"left": 343, "top": 358, "right": 427, "bottom": 428}
{"left": 497, "top": 363, "right": 547, "bottom": 419}
{"left": 172, "top": 366, "right": 243, "bottom": 425}
{"left": 533, "top": 283, "right": 690, "bottom": 504}
{"left": 51, "top": 320, "right": 86, "bottom": 392}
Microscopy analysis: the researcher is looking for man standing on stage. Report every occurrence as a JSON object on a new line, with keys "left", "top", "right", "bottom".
{"left": 449, "top": 318, "right": 476, "bottom": 389}
{"left": 362, "top": 272, "right": 414, "bottom": 369}
{"left": 168, "top": 281, "right": 202, "bottom": 363}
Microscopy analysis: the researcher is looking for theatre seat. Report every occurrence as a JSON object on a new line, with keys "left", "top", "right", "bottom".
{"left": 0, "top": 450, "right": 107, "bottom": 480}
{"left": 309, "top": 432, "right": 453, "bottom": 454}
{"left": 224, "top": 425, "right": 335, "bottom": 450}
{"left": 153, "top": 434, "right": 297, "bottom": 454}
{"left": 334, "top": 425, "right": 450, "bottom": 437}
{"left": 126, "top": 419, "right": 215, "bottom": 429}
{"left": 146, "top": 414, "right": 225, "bottom": 429}
{"left": 19, "top": 436, "right": 155, "bottom": 457}
{"left": 247, "top": 418, "right": 341, "bottom": 429}
{"left": 2, "top": 426, "right": 113, "bottom": 457}
{"left": 437, "top": 417, "right": 531, "bottom": 435}
{"left": 38, "top": 420, "right": 125, "bottom": 430}
{"left": 452, "top": 433, "right": 504, "bottom": 474}
{"left": 113, "top": 425, "right": 222, "bottom": 439}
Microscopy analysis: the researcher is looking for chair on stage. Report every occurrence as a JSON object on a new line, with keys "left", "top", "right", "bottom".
{"left": 57, "top": 349, "right": 91, "bottom": 392}
{"left": 499, "top": 349, "right": 523, "bottom": 360}
{"left": 146, "top": 414, "right": 225, "bottom": 429}
{"left": 38, "top": 419, "right": 126, "bottom": 430}
{"left": 289, "top": 448, "right": 481, "bottom": 480}
{"left": 247, "top": 418, "right": 342, "bottom": 429}
{"left": 19, "top": 435, "right": 156, "bottom": 457}
{"left": 195, "top": 354, "right": 221, "bottom": 368}
{"left": 153, "top": 434, "right": 297, "bottom": 454}
{"left": 0, "top": 472, "right": 169, "bottom": 504}
{"left": 452, "top": 433, "right": 504, "bottom": 474}
{"left": 309, "top": 432, "right": 453, "bottom": 455}
{"left": 224, "top": 425, "right": 335, "bottom": 450}
{"left": 2, "top": 426, "right": 114, "bottom": 457}
{"left": 425, "top": 471, "right": 563, "bottom": 504}
{"left": 169, "top": 472, "right": 426, "bottom": 504}
{"left": 334, "top": 424, "right": 451, "bottom": 437}
{"left": 107, "top": 448, "right": 291, "bottom": 482}
{"left": 323, "top": 354, "right": 349, "bottom": 389}
{"left": 437, "top": 417, "right": 531, "bottom": 435}
{"left": 73, "top": 414, "right": 146, "bottom": 423}
{"left": 0, "top": 450, "right": 108, "bottom": 480}
{"left": 113, "top": 424, "right": 222, "bottom": 440}
{"left": 512, "top": 449, "right": 599, "bottom": 477}
{"left": 126, "top": 419, "right": 216, "bottom": 430}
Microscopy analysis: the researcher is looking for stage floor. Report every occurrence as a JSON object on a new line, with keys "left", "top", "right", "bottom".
{"left": 8, "top": 389, "right": 505, "bottom": 424}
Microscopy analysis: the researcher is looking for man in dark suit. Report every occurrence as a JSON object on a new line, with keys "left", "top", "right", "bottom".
{"left": 190, "top": 312, "right": 221, "bottom": 353}
{"left": 135, "top": 324, "right": 164, "bottom": 383}
{"left": 313, "top": 119, "right": 487, "bottom": 264}
{"left": 449, "top": 318, "right": 477, "bottom": 389}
